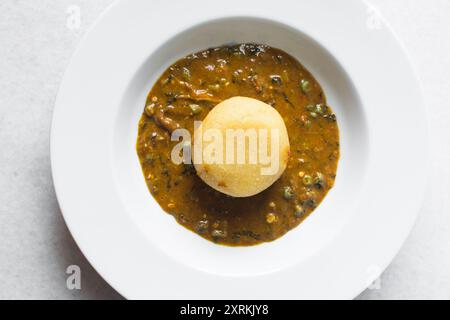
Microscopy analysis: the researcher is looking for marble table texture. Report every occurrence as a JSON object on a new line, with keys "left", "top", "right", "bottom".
{"left": 0, "top": 0, "right": 449, "bottom": 299}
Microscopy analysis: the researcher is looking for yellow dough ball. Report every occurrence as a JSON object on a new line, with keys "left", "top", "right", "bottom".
{"left": 194, "top": 96, "right": 290, "bottom": 197}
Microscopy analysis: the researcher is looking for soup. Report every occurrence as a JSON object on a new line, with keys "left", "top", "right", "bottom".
{"left": 136, "top": 44, "right": 340, "bottom": 246}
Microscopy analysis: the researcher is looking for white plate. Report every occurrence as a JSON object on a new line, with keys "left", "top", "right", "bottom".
{"left": 51, "top": 0, "right": 428, "bottom": 299}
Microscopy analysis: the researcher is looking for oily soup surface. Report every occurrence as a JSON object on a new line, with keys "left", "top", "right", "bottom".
{"left": 137, "top": 44, "right": 340, "bottom": 246}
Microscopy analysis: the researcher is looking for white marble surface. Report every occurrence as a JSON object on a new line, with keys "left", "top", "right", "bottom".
{"left": 0, "top": 0, "right": 449, "bottom": 300}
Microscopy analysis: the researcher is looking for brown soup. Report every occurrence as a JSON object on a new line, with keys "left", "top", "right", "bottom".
{"left": 137, "top": 44, "right": 340, "bottom": 246}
